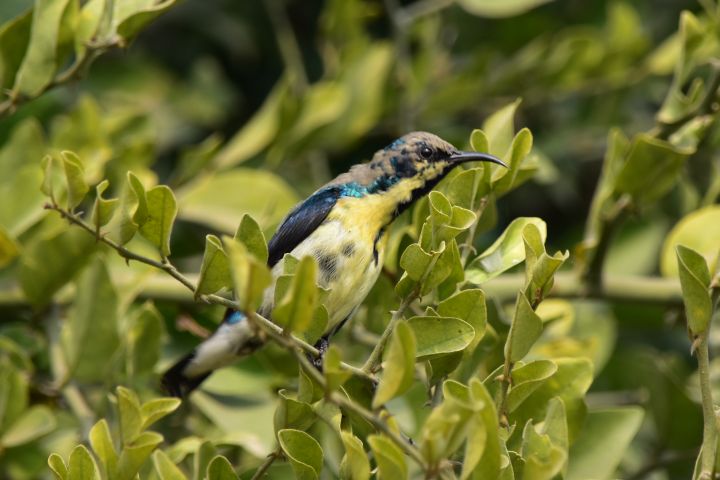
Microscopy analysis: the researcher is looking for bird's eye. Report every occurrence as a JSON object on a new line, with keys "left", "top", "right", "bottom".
{"left": 420, "top": 146, "right": 433, "bottom": 159}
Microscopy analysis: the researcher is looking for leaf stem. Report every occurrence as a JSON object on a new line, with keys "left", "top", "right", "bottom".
{"left": 696, "top": 333, "right": 717, "bottom": 479}
{"left": 361, "top": 292, "right": 416, "bottom": 373}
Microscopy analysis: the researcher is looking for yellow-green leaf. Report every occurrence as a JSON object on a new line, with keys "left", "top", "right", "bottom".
{"left": 373, "top": 321, "right": 416, "bottom": 408}
{"left": 139, "top": 185, "right": 177, "bottom": 257}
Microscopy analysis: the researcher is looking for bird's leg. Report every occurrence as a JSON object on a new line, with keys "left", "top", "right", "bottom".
{"left": 310, "top": 335, "right": 330, "bottom": 371}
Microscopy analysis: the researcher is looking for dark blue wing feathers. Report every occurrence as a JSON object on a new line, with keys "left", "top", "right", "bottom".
{"left": 267, "top": 187, "right": 340, "bottom": 267}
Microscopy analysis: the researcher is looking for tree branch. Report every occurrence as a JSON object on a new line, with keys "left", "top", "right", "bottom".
{"left": 44, "top": 204, "right": 376, "bottom": 385}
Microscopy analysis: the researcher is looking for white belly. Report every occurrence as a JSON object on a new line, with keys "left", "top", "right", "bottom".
{"left": 260, "top": 219, "right": 384, "bottom": 333}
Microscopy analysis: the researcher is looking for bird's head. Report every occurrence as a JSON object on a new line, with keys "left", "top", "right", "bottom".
{"left": 337, "top": 131, "right": 505, "bottom": 216}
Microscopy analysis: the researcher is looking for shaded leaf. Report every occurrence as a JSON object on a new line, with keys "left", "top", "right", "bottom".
{"left": 223, "top": 237, "right": 272, "bottom": 312}
{"left": 676, "top": 245, "right": 712, "bottom": 335}
{"left": 0, "top": 405, "right": 55, "bottom": 447}
{"left": 368, "top": 434, "right": 407, "bottom": 480}
{"left": 505, "top": 293, "right": 543, "bottom": 363}
{"left": 373, "top": 321, "right": 416, "bottom": 408}
{"left": 196, "top": 235, "right": 232, "bottom": 297}
{"left": 91, "top": 179, "right": 119, "bottom": 229}
{"left": 273, "top": 256, "right": 319, "bottom": 334}
{"left": 278, "top": 429, "right": 323, "bottom": 480}
{"left": 567, "top": 407, "right": 644, "bottom": 480}
{"left": 139, "top": 185, "right": 177, "bottom": 257}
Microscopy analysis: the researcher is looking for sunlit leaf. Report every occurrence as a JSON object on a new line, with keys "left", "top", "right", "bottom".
{"left": 407, "top": 316, "right": 475, "bottom": 359}
{"left": 278, "top": 429, "right": 323, "bottom": 480}
{"left": 466, "top": 217, "right": 546, "bottom": 284}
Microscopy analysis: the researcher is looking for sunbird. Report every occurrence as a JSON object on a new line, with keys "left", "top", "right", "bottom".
{"left": 163, "top": 131, "right": 505, "bottom": 397}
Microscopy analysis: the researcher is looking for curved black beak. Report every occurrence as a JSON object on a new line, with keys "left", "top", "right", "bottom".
{"left": 449, "top": 151, "right": 507, "bottom": 168}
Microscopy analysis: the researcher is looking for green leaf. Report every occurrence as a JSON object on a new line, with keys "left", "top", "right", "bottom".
{"left": 61, "top": 151, "right": 89, "bottom": 210}
{"left": 368, "top": 434, "right": 407, "bottom": 480}
{"left": 324, "top": 345, "right": 352, "bottom": 392}
{"left": 116, "top": 431, "right": 164, "bottom": 480}
{"left": 506, "top": 360, "right": 558, "bottom": 413}
{"left": 193, "top": 441, "right": 217, "bottom": 480}
{"left": 68, "top": 445, "right": 101, "bottom": 480}
{"left": 522, "top": 223, "right": 568, "bottom": 306}
{"left": 274, "top": 390, "right": 316, "bottom": 433}
{"left": 482, "top": 99, "right": 522, "bottom": 156}
{"left": 399, "top": 243, "right": 434, "bottom": 281}
{"left": 676, "top": 245, "right": 713, "bottom": 335}
{"left": 206, "top": 455, "right": 238, "bottom": 480}
{"left": 420, "top": 380, "right": 476, "bottom": 463}
{"left": 139, "top": 185, "right": 178, "bottom": 257}
{"left": 234, "top": 214, "right": 268, "bottom": 264}
{"left": 117, "top": 386, "right": 143, "bottom": 445}
{"left": 223, "top": 237, "right": 272, "bottom": 312}
{"left": 19, "top": 226, "right": 96, "bottom": 306}
{"left": 0, "top": 225, "right": 19, "bottom": 268}
{"left": 177, "top": 169, "right": 298, "bottom": 233}
{"left": 89, "top": 419, "right": 118, "bottom": 479}
{"left": 492, "top": 128, "right": 534, "bottom": 196}
{"left": 127, "top": 302, "right": 165, "bottom": 376}
{"left": 446, "top": 166, "right": 492, "bottom": 211}
{"left": 466, "top": 217, "right": 546, "bottom": 284}
{"left": 74, "top": 0, "right": 104, "bottom": 59}
{"left": 437, "top": 289, "right": 487, "bottom": 351}
{"left": 61, "top": 258, "right": 119, "bottom": 381}
{"left": 614, "top": 134, "right": 689, "bottom": 204}
{"left": 127, "top": 172, "right": 149, "bottom": 227}
{"left": 457, "top": 0, "right": 554, "bottom": 18}
{"left": 339, "top": 431, "right": 370, "bottom": 480}
{"left": 407, "top": 316, "right": 475, "bottom": 359}
{"left": 41, "top": 154, "right": 59, "bottom": 200}
{"left": 463, "top": 379, "right": 501, "bottom": 479}
{"left": 91, "top": 180, "right": 119, "bottom": 229}
{"left": 278, "top": 429, "right": 323, "bottom": 480}
{"left": 505, "top": 293, "right": 543, "bottom": 363}
{"left": 0, "top": 364, "right": 28, "bottom": 434}
{"left": 48, "top": 453, "right": 68, "bottom": 480}
{"left": 0, "top": 405, "right": 55, "bottom": 447}
{"left": 372, "top": 321, "right": 416, "bottom": 408}
{"left": 511, "top": 358, "right": 593, "bottom": 443}
{"left": 0, "top": 10, "right": 32, "bottom": 90}
{"left": 140, "top": 397, "right": 181, "bottom": 431}
{"left": 13, "top": 0, "right": 73, "bottom": 96}
{"left": 520, "top": 419, "right": 566, "bottom": 480}
{"left": 116, "top": 0, "right": 177, "bottom": 43}
{"left": 661, "top": 206, "right": 720, "bottom": 277}
{"left": 152, "top": 450, "right": 187, "bottom": 480}
{"left": 567, "top": 407, "right": 644, "bottom": 480}
{"left": 196, "top": 235, "right": 232, "bottom": 297}
{"left": 273, "top": 255, "right": 319, "bottom": 335}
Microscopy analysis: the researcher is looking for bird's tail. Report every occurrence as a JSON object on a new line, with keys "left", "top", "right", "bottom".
{"left": 161, "top": 311, "right": 261, "bottom": 398}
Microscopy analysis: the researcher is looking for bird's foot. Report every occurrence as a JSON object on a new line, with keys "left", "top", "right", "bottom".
{"left": 310, "top": 336, "right": 329, "bottom": 371}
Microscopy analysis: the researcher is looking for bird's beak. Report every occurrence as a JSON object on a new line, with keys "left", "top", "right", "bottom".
{"left": 449, "top": 151, "right": 508, "bottom": 168}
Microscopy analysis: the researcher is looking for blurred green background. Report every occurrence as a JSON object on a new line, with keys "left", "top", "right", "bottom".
{"left": 1, "top": 0, "right": 719, "bottom": 478}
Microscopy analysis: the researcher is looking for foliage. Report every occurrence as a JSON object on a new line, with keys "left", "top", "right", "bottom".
{"left": 0, "top": 0, "right": 719, "bottom": 479}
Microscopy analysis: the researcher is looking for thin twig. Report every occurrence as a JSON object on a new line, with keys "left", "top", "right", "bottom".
{"left": 696, "top": 334, "right": 716, "bottom": 479}
{"left": 250, "top": 450, "right": 280, "bottom": 480}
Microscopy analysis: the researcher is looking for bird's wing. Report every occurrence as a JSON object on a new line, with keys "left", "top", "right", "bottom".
{"left": 267, "top": 186, "right": 341, "bottom": 267}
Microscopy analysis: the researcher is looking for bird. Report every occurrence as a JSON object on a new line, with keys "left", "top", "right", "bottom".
{"left": 162, "top": 131, "right": 505, "bottom": 397}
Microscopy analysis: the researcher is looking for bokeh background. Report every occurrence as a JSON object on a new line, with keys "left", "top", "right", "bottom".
{"left": 1, "top": 0, "right": 718, "bottom": 478}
